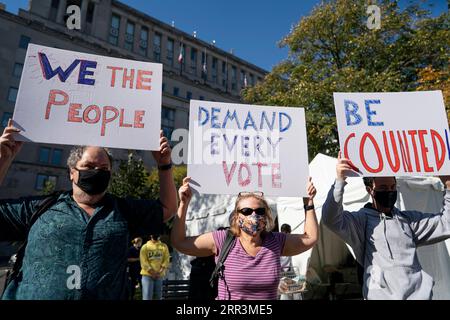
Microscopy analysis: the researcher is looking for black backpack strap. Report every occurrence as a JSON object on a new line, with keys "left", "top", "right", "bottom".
{"left": 209, "top": 230, "right": 235, "bottom": 288}
{"left": 7, "top": 192, "right": 63, "bottom": 285}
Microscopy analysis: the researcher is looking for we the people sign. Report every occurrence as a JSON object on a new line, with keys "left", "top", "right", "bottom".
{"left": 334, "top": 91, "right": 450, "bottom": 176}
{"left": 12, "top": 44, "right": 162, "bottom": 150}
{"left": 187, "top": 100, "right": 309, "bottom": 197}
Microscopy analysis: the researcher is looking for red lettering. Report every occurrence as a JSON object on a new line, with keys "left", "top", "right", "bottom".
{"left": 431, "top": 130, "right": 446, "bottom": 171}
{"left": 397, "top": 131, "right": 413, "bottom": 172}
{"left": 408, "top": 130, "right": 421, "bottom": 172}
{"left": 418, "top": 130, "right": 433, "bottom": 172}
{"left": 383, "top": 131, "right": 400, "bottom": 172}
{"left": 136, "top": 70, "right": 152, "bottom": 90}
{"left": 107, "top": 66, "right": 123, "bottom": 87}
{"left": 119, "top": 109, "right": 132, "bottom": 128}
{"left": 253, "top": 162, "right": 268, "bottom": 188}
{"left": 122, "top": 68, "right": 135, "bottom": 89}
{"left": 68, "top": 103, "right": 82, "bottom": 122}
{"left": 83, "top": 105, "right": 101, "bottom": 124}
{"left": 238, "top": 163, "right": 251, "bottom": 187}
{"left": 343, "top": 133, "right": 355, "bottom": 159}
{"left": 134, "top": 110, "right": 145, "bottom": 128}
{"left": 272, "top": 163, "right": 281, "bottom": 188}
{"left": 359, "top": 132, "right": 383, "bottom": 173}
{"left": 222, "top": 161, "right": 236, "bottom": 186}
{"left": 101, "top": 106, "right": 119, "bottom": 136}
{"left": 45, "top": 89, "right": 68, "bottom": 119}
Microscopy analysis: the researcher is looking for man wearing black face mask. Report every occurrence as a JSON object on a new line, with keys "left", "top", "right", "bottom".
{"left": 0, "top": 120, "right": 177, "bottom": 300}
{"left": 322, "top": 152, "right": 450, "bottom": 300}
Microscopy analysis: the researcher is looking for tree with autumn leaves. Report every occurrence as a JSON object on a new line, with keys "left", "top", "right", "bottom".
{"left": 242, "top": 0, "right": 449, "bottom": 158}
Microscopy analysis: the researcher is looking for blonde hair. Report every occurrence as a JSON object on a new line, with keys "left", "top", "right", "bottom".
{"left": 229, "top": 193, "right": 274, "bottom": 236}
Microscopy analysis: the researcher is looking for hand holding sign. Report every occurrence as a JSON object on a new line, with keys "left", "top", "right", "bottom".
{"left": 336, "top": 151, "right": 361, "bottom": 181}
{"left": 0, "top": 119, "right": 23, "bottom": 163}
{"left": 152, "top": 130, "right": 172, "bottom": 166}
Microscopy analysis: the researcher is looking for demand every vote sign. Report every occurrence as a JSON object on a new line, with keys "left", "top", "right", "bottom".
{"left": 187, "top": 100, "right": 309, "bottom": 197}
{"left": 12, "top": 44, "right": 162, "bottom": 150}
{"left": 334, "top": 91, "right": 450, "bottom": 176}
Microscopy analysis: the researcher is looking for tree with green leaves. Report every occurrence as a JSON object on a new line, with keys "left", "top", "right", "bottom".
{"left": 242, "top": 0, "right": 449, "bottom": 158}
{"left": 109, "top": 151, "right": 150, "bottom": 198}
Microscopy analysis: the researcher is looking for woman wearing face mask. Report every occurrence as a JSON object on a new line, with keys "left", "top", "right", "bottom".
{"left": 171, "top": 177, "right": 318, "bottom": 300}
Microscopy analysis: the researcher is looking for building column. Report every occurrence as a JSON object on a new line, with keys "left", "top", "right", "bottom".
{"left": 56, "top": 0, "right": 67, "bottom": 24}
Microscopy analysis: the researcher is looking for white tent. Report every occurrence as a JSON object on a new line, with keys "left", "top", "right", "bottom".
{"left": 173, "top": 153, "right": 450, "bottom": 299}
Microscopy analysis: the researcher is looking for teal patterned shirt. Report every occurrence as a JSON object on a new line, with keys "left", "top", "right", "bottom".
{"left": 0, "top": 191, "right": 163, "bottom": 300}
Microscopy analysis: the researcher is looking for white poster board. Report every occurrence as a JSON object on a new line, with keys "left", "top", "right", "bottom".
{"left": 187, "top": 100, "right": 309, "bottom": 197}
{"left": 334, "top": 91, "right": 450, "bottom": 176}
{"left": 12, "top": 44, "right": 162, "bottom": 150}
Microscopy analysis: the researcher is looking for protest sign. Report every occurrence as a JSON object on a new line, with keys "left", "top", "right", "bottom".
{"left": 187, "top": 100, "right": 309, "bottom": 196}
{"left": 12, "top": 44, "right": 162, "bottom": 150}
{"left": 334, "top": 91, "right": 450, "bottom": 176}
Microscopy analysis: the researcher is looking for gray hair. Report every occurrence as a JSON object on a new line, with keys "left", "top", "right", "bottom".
{"left": 67, "top": 146, "right": 113, "bottom": 169}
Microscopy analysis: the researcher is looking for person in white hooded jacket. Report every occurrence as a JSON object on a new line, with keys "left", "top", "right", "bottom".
{"left": 322, "top": 152, "right": 450, "bottom": 300}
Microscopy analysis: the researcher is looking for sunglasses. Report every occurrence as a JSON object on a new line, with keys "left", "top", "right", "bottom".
{"left": 237, "top": 207, "right": 266, "bottom": 216}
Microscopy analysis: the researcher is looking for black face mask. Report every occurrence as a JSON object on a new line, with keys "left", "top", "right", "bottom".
{"left": 74, "top": 168, "right": 111, "bottom": 195}
{"left": 374, "top": 190, "right": 397, "bottom": 209}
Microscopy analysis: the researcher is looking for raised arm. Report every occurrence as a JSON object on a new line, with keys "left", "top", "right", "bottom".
{"left": 408, "top": 175, "right": 450, "bottom": 246}
{"left": 0, "top": 119, "right": 23, "bottom": 185}
{"left": 282, "top": 177, "right": 319, "bottom": 256}
{"left": 170, "top": 177, "right": 216, "bottom": 257}
{"left": 321, "top": 152, "right": 365, "bottom": 263}
{"left": 151, "top": 130, "right": 177, "bottom": 222}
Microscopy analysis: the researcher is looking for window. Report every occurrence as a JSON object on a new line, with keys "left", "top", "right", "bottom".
{"left": 186, "top": 91, "right": 192, "bottom": 100}
{"left": 201, "top": 51, "right": 207, "bottom": 80}
{"left": 49, "top": 0, "right": 59, "bottom": 21}
{"left": 19, "top": 35, "right": 31, "bottom": 49}
{"left": 190, "top": 48, "right": 197, "bottom": 74}
{"left": 35, "top": 174, "right": 57, "bottom": 191}
{"left": 139, "top": 27, "right": 149, "bottom": 56}
{"left": 173, "top": 87, "right": 179, "bottom": 97}
{"left": 109, "top": 14, "right": 120, "bottom": 45}
{"left": 124, "top": 21, "right": 135, "bottom": 51}
{"left": 1, "top": 112, "right": 12, "bottom": 127}
{"left": 51, "top": 149, "right": 63, "bottom": 166}
{"left": 199, "top": 96, "right": 205, "bottom": 100}
{"left": 7, "top": 87, "right": 18, "bottom": 103}
{"left": 250, "top": 74, "right": 255, "bottom": 86}
{"left": 212, "top": 57, "right": 218, "bottom": 84}
{"left": 86, "top": 1, "right": 95, "bottom": 24}
{"left": 39, "top": 147, "right": 51, "bottom": 163}
{"left": 153, "top": 32, "right": 161, "bottom": 62}
{"left": 231, "top": 66, "right": 237, "bottom": 91}
{"left": 222, "top": 61, "right": 227, "bottom": 87}
{"left": 12, "top": 63, "right": 23, "bottom": 78}
{"left": 161, "top": 107, "right": 175, "bottom": 140}
{"left": 166, "top": 38, "right": 174, "bottom": 67}
{"left": 240, "top": 70, "right": 246, "bottom": 88}
{"left": 162, "top": 82, "right": 166, "bottom": 92}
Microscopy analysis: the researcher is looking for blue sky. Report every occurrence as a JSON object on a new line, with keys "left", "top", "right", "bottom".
{"left": 2, "top": 0, "right": 447, "bottom": 71}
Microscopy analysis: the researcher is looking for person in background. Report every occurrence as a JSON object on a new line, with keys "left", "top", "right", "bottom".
{"left": 140, "top": 234, "right": 170, "bottom": 300}
{"left": 127, "top": 237, "right": 142, "bottom": 300}
{"left": 172, "top": 177, "right": 318, "bottom": 300}
{"left": 280, "top": 224, "right": 293, "bottom": 271}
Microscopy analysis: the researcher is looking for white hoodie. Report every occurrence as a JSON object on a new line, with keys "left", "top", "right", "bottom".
{"left": 322, "top": 179, "right": 450, "bottom": 300}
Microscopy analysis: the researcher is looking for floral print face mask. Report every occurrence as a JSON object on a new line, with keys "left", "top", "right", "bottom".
{"left": 238, "top": 213, "right": 266, "bottom": 236}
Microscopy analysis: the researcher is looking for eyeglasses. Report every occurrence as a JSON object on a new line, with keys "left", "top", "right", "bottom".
{"left": 237, "top": 207, "right": 266, "bottom": 216}
{"left": 238, "top": 191, "right": 264, "bottom": 198}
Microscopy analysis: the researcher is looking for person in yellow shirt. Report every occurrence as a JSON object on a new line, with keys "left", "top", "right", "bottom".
{"left": 140, "top": 234, "right": 170, "bottom": 300}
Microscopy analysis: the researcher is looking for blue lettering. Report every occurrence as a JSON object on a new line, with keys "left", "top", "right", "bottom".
{"left": 344, "top": 100, "right": 363, "bottom": 126}
{"left": 78, "top": 60, "right": 97, "bottom": 85}
{"left": 210, "top": 133, "right": 220, "bottom": 155}
{"left": 211, "top": 107, "right": 221, "bottom": 129}
{"left": 279, "top": 112, "right": 291, "bottom": 133}
{"left": 446, "top": 129, "right": 450, "bottom": 161}
{"left": 260, "top": 111, "right": 275, "bottom": 131}
{"left": 222, "top": 110, "right": 241, "bottom": 129}
{"left": 365, "top": 99, "right": 384, "bottom": 126}
{"left": 223, "top": 134, "right": 238, "bottom": 153}
{"left": 38, "top": 52, "right": 81, "bottom": 82}
{"left": 241, "top": 136, "right": 250, "bottom": 157}
{"left": 243, "top": 112, "right": 257, "bottom": 130}
{"left": 198, "top": 107, "right": 209, "bottom": 126}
